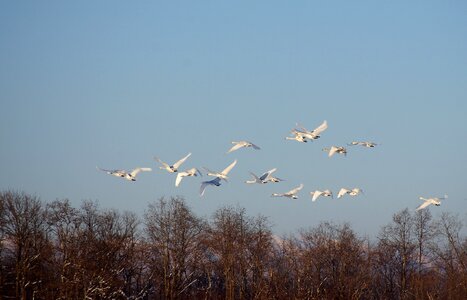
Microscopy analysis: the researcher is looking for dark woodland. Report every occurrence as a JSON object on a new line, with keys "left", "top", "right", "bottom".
{"left": 0, "top": 191, "right": 466, "bottom": 300}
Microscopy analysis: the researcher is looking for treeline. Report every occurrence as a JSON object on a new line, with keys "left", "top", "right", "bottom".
{"left": 0, "top": 191, "right": 466, "bottom": 300}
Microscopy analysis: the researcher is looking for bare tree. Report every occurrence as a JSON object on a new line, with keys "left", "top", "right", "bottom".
{"left": 376, "top": 208, "right": 416, "bottom": 299}
{"left": 0, "top": 191, "right": 51, "bottom": 300}
{"left": 431, "top": 212, "right": 467, "bottom": 299}
{"left": 144, "top": 196, "right": 205, "bottom": 299}
{"left": 297, "top": 222, "right": 370, "bottom": 299}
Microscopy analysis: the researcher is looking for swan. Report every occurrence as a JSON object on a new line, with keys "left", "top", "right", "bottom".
{"left": 227, "top": 141, "right": 261, "bottom": 153}
{"left": 295, "top": 120, "right": 328, "bottom": 141}
{"left": 272, "top": 184, "right": 304, "bottom": 199}
{"left": 203, "top": 160, "right": 237, "bottom": 182}
{"left": 348, "top": 141, "right": 378, "bottom": 148}
{"left": 97, "top": 167, "right": 152, "bottom": 181}
{"left": 264, "top": 175, "right": 285, "bottom": 183}
{"left": 322, "top": 146, "right": 347, "bottom": 157}
{"left": 310, "top": 189, "right": 333, "bottom": 202}
{"left": 263, "top": 168, "right": 285, "bottom": 183}
{"left": 175, "top": 168, "right": 202, "bottom": 187}
{"left": 285, "top": 129, "right": 308, "bottom": 143}
{"left": 337, "top": 188, "right": 363, "bottom": 199}
{"left": 416, "top": 195, "right": 447, "bottom": 211}
{"left": 154, "top": 153, "right": 191, "bottom": 173}
{"left": 245, "top": 168, "right": 279, "bottom": 184}
{"left": 199, "top": 177, "right": 222, "bottom": 197}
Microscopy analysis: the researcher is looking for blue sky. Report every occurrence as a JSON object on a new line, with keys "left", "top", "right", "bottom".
{"left": 1, "top": 1, "right": 466, "bottom": 237}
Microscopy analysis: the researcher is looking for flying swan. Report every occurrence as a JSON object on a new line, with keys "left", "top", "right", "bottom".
{"left": 154, "top": 153, "right": 191, "bottom": 173}
{"left": 97, "top": 167, "right": 152, "bottom": 181}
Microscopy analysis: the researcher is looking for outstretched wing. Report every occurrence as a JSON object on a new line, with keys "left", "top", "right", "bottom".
{"left": 227, "top": 142, "right": 244, "bottom": 153}
{"left": 130, "top": 167, "right": 152, "bottom": 177}
{"left": 199, "top": 177, "right": 221, "bottom": 196}
{"left": 221, "top": 159, "right": 237, "bottom": 175}
{"left": 173, "top": 153, "right": 192, "bottom": 169}
{"left": 337, "top": 188, "right": 349, "bottom": 199}
{"left": 249, "top": 142, "right": 261, "bottom": 150}
{"left": 287, "top": 183, "right": 304, "bottom": 195}
{"left": 312, "top": 120, "right": 328, "bottom": 136}
{"left": 328, "top": 146, "right": 338, "bottom": 157}
{"left": 97, "top": 166, "right": 124, "bottom": 176}
{"left": 249, "top": 172, "right": 261, "bottom": 182}
{"left": 311, "top": 191, "right": 321, "bottom": 202}
{"left": 199, "top": 182, "right": 209, "bottom": 196}
{"left": 154, "top": 157, "right": 170, "bottom": 168}
{"left": 96, "top": 166, "right": 113, "bottom": 174}
{"left": 295, "top": 122, "right": 310, "bottom": 133}
{"left": 175, "top": 173, "right": 184, "bottom": 187}
{"left": 261, "top": 168, "right": 277, "bottom": 181}
{"left": 416, "top": 200, "right": 432, "bottom": 211}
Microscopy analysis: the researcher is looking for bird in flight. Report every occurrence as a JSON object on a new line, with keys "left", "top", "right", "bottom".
{"left": 227, "top": 141, "right": 261, "bottom": 153}
{"left": 285, "top": 129, "right": 308, "bottom": 143}
{"left": 245, "top": 168, "right": 281, "bottom": 184}
{"left": 272, "top": 184, "right": 304, "bottom": 199}
{"left": 348, "top": 141, "right": 378, "bottom": 148}
{"left": 203, "top": 160, "right": 237, "bottom": 182}
{"left": 296, "top": 120, "right": 328, "bottom": 141}
{"left": 199, "top": 177, "right": 222, "bottom": 197}
{"left": 175, "top": 168, "right": 202, "bottom": 187}
{"left": 323, "top": 146, "right": 347, "bottom": 157}
{"left": 97, "top": 167, "right": 152, "bottom": 181}
{"left": 310, "top": 189, "right": 333, "bottom": 202}
{"left": 154, "top": 153, "right": 191, "bottom": 173}
{"left": 416, "top": 195, "right": 447, "bottom": 211}
{"left": 337, "top": 188, "right": 363, "bottom": 199}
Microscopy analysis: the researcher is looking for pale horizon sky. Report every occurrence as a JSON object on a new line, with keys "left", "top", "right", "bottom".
{"left": 1, "top": 1, "right": 466, "bottom": 237}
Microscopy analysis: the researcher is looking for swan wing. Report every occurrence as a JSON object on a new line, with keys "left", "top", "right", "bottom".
{"left": 287, "top": 183, "right": 303, "bottom": 195}
{"left": 249, "top": 142, "right": 261, "bottom": 150}
{"left": 199, "top": 182, "right": 209, "bottom": 196}
{"left": 221, "top": 159, "right": 237, "bottom": 175}
{"left": 312, "top": 120, "right": 328, "bottom": 135}
{"left": 311, "top": 191, "right": 321, "bottom": 202}
{"left": 227, "top": 143, "right": 244, "bottom": 153}
{"left": 175, "top": 173, "right": 184, "bottom": 187}
{"left": 416, "top": 200, "right": 432, "bottom": 211}
{"left": 173, "top": 153, "right": 192, "bottom": 169}
{"left": 130, "top": 167, "right": 152, "bottom": 177}
{"left": 337, "top": 188, "right": 349, "bottom": 199}
{"left": 154, "top": 157, "right": 170, "bottom": 168}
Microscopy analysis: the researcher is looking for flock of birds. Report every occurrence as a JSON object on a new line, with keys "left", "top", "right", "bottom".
{"left": 97, "top": 120, "right": 446, "bottom": 211}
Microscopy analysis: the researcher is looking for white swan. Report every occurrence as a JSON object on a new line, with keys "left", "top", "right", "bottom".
{"left": 227, "top": 141, "right": 261, "bottom": 153}
{"left": 285, "top": 129, "right": 308, "bottom": 143}
{"left": 97, "top": 166, "right": 152, "bottom": 181}
{"left": 310, "top": 189, "right": 333, "bottom": 202}
{"left": 154, "top": 153, "right": 191, "bottom": 173}
{"left": 175, "top": 168, "right": 202, "bottom": 187}
{"left": 323, "top": 146, "right": 347, "bottom": 157}
{"left": 416, "top": 195, "right": 447, "bottom": 211}
{"left": 337, "top": 188, "right": 363, "bottom": 199}
{"left": 348, "top": 141, "right": 378, "bottom": 148}
{"left": 295, "top": 120, "right": 328, "bottom": 141}
{"left": 262, "top": 168, "right": 284, "bottom": 183}
{"left": 272, "top": 184, "right": 304, "bottom": 199}
{"left": 203, "top": 160, "right": 237, "bottom": 182}
{"left": 245, "top": 168, "right": 279, "bottom": 184}
{"left": 199, "top": 177, "right": 222, "bottom": 197}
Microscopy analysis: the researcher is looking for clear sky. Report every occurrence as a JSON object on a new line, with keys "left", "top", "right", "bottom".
{"left": 1, "top": 1, "right": 466, "bottom": 237}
